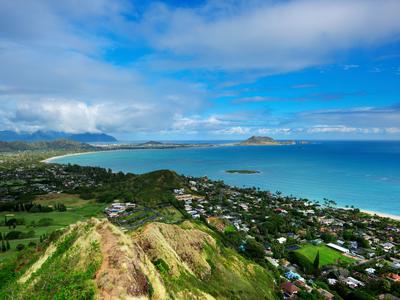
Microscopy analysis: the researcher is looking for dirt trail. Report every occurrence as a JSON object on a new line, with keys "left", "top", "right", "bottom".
{"left": 95, "top": 223, "right": 149, "bottom": 300}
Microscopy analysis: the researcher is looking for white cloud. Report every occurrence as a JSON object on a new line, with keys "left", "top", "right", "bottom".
{"left": 218, "top": 126, "right": 250, "bottom": 135}
{"left": 343, "top": 64, "right": 359, "bottom": 70}
{"left": 13, "top": 100, "right": 100, "bottom": 133}
{"left": 141, "top": 0, "right": 400, "bottom": 72}
{"left": 257, "top": 128, "right": 292, "bottom": 135}
{"left": 307, "top": 125, "right": 358, "bottom": 133}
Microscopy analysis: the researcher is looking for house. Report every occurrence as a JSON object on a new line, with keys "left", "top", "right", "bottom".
{"left": 387, "top": 273, "right": 400, "bottom": 282}
{"left": 337, "top": 240, "right": 345, "bottom": 246}
{"left": 285, "top": 270, "right": 302, "bottom": 281}
{"left": 281, "top": 282, "right": 299, "bottom": 298}
{"left": 366, "top": 267, "right": 376, "bottom": 275}
{"left": 344, "top": 276, "right": 365, "bottom": 288}
{"left": 275, "top": 208, "right": 288, "bottom": 214}
{"left": 277, "top": 237, "right": 287, "bottom": 244}
{"left": 318, "top": 288, "right": 335, "bottom": 300}
{"left": 312, "top": 238, "right": 323, "bottom": 245}
{"left": 327, "top": 278, "right": 337, "bottom": 286}
{"left": 266, "top": 257, "right": 279, "bottom": 268}
{"left": 327, "top": 243, "right": 350, "bottom": 253}
{"left": 350, "top": 241, "right": 358, "bottom": 250}
{"left": 381, "top": 242, "right": 395, "bottom": 251}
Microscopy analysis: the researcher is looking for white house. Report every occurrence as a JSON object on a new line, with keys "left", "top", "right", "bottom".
{"left": 277, "top": 237, "right": 287, "bottom": 244}
{"left": 327, "top": 243, "right": 350, "bottom": 254}
{"left": 365, "top": 268, "right": 376, "bottom": 275}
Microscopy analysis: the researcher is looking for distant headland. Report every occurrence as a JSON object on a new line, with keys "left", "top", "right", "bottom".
{"left": 225, "top": 169, "right": 260, "bottom": 174}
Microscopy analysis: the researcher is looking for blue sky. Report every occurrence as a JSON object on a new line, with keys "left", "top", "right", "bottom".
{"left": 0, "top": 0, "right": 400, "bottom": 140}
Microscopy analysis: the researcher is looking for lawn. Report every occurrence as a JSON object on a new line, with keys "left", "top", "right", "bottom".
{"left": 157, "top": 206, "right": 184, "bottom": 223}
{"left": 295, "top": 243, "right": 355, "bottom": 266}
{"left": 0, "top": 194, "right": 106, "bottom": 260}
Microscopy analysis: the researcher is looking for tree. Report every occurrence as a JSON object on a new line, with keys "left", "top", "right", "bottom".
{"left": 16, "top": 244, "right": 25, "bottom": 251}
{"left": 313, "top": 251, "right": 320, "bottom": 275}
{"left": 245, "top": 239, "right": 265, "bottom": 260}
{"left": 6, "top": 240, "right": 10, "bottom": 250}
{"left": 1, "top": 240, "right": 6, "bottom": 252}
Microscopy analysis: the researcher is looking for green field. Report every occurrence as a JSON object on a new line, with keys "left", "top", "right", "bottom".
{"left": 0, "top": 194, "right": 106, "bottom": 260}
{"left": 295, "top": 244, "right": 355, "bottom": 266}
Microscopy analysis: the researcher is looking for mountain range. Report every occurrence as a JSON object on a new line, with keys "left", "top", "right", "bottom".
{"left": 0, "top": 131, "right": 117, "bottom": 143}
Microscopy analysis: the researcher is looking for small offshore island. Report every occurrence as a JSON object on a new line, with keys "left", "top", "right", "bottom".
{"left": 238, "top": 136, "right": 297, "bottom": 146}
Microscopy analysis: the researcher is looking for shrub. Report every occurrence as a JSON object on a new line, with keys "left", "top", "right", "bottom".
{"left": 224, "top": 225, "right": 236, "bottom": 234}
{"left": 80, "top": 191, "right": 95, "bottom": 200}
{"left": 245, "top": 239, "right": 265, "bottom": 260}
{"left": 20, "top": 231, "right": 35, "bottom": 239}
{"left": 37, "top": 218, "right": 54, "bottom": 227}
{"left": 16, "top": 244, "right": 25, "bottom": 251}
{"left": 5, "top": 231, "right": 22, "bottom": 240}
{"left": 153, "top": 259, "right": 170, "bottom": 274}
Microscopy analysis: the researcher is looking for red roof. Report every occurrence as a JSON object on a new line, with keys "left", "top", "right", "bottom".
{"left": 388, "top": 273, "right": 400, "bottom": 282}
{"left": 281, "top": 282, "right": 300, "bottom": 294}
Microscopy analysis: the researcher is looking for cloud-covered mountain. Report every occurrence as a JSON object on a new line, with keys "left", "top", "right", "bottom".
{"left": 0, "top": 130, "right": 117, "bottom": 143}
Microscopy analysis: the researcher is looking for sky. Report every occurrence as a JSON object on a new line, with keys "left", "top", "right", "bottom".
{"left": 0, "top": 0, "right": 400, "bottom": 140}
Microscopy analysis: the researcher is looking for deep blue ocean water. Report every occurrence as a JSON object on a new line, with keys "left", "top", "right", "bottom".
{"left": 52, "top": 141, "right": 400, "bottom": 215}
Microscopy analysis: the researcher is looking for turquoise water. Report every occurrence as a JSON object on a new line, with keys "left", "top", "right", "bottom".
{"left": 52, "top": 141, "right": 400, "bottom": 215}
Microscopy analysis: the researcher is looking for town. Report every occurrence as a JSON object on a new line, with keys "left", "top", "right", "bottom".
{"left": 169, "top": 177, "right": 400, "bottom": 300}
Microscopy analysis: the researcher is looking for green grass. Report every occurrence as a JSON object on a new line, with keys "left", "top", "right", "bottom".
{"left": 295, "top": 243, "right": 355, "bottom": 266}
{"left": 0, "top": 195, "right": 106, "bottom": 260}
{"left": 159, "top": 223, "right": 278, "bottom": 299}
{"left": 1, "top": 226, "right": 102, "bottom": 299}
{"left": 157, "top": 206, "right": 184, "bottom": 223}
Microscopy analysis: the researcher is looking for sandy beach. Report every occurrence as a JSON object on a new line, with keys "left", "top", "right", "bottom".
{"left": 361, "top": 209, "right": 400, "bottom": 221}
{"left": 41, "top": 151, "right": 98, "bottom": 163}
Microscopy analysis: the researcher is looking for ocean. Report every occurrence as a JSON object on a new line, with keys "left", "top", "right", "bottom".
{"left": 51, "top": 141, "right": 400, "bottom": 216}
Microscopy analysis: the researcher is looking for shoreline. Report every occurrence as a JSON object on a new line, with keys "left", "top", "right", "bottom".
{"left": 360, "top": 209, "right": 400, "bottom": 221}
{"left": 43, "top": 150, "right": 400, "bottom": 222}
{"left": 41, "top": 151, "right": 100, "bottom": 163}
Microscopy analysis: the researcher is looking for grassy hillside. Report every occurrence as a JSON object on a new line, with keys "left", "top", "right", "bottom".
{"left": 0, "top": 194, "right": 106, "bottom": 261}
{"left": 0, "top": 219, "right": 278, "bottom": 299}
{"left": 0, "top": 139, "right": 96, "bottom": 152}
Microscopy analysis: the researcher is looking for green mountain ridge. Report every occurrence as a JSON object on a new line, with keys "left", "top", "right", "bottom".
{"left": 0, "top": 218, "right": 278, "bottom": 299}
{"left": 0, "top": 139, "right": 96, "bottom": 152}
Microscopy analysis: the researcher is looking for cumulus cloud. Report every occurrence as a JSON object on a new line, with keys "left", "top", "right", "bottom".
{"left": 0, "top": 0, "right": 399, "bottom": 139}
{"left": 13, "top": 100, "right": 100, "bottom": 133}
{"left": 217, "top": 126, "right": 250, "bottom": 135}
{"left": 140, "top": 0, "right": 400, "bottom": 72}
